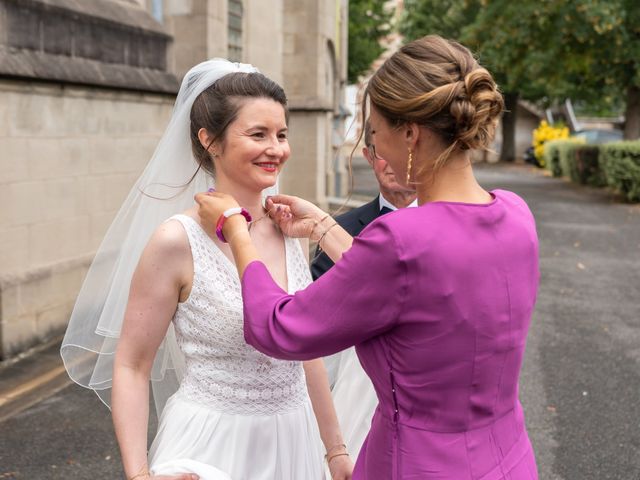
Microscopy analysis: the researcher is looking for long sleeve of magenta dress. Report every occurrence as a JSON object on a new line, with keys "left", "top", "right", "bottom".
{"left": 241, "top": 189, "right": 540, "bottom": 480}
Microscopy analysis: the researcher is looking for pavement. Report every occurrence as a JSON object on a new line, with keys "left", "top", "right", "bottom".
{"left": 479, "top": 163, "right": 640, "bottom": 480}
{"left": 0, "top": 338, "right": 134, "bottom": 479}
{"left": 1, "top": 162, "right": 639, "bottom": 479}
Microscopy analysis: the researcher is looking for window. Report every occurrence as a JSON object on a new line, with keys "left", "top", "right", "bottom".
{"left": 228, "top": 0, "right": 243, "bottom": 62}
{"left": 151, "top": 0, "right": 163, "bottom": 23}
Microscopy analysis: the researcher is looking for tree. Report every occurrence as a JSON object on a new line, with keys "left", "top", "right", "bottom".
{"left": 400, "top": 0, "right": 640, "bottom": 148}
{"left": 400, "top": 0, "right": 555, "bottom": 162}
{"left": 399, "top": 0, "right": 478, "bottom": 43}
{"left": 461, "top": 1, "right": 555, "bottom": 160}
{"left": 540, "top": 1, "right": 640, "bottom": 139}
{"left": 348, "top": 0, "right": 392, "bottom": 84}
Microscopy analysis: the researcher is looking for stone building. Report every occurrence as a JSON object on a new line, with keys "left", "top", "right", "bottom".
{"left": 0, "top": 0, "right": 348, "bottom": 359}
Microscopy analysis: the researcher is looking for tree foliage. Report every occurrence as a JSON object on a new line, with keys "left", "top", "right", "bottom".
{"left": 540, "top": 0, "right": 640, "bottom": 138}
{"left": 400, "top": 0, "right": 552, "bottom": 101}
{"left": 399, "top": 0, "right": 555, "bottom": 160}
{"left": 400, "top": 0, "right": 640, "bottom": 148}
{"left": 399, "top": 0, "right": 640, "bottom": 139}
{"left": 348, "top": 0, "right": 392, "bottom": 84}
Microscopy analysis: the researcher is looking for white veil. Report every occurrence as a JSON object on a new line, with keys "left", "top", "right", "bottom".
{"left": 60, "top": 59, "right": 260, "bottom": 416}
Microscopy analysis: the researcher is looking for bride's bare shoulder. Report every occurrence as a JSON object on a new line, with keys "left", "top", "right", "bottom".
{"left": 145, "top": 215, "right": 191, "bottom": 259}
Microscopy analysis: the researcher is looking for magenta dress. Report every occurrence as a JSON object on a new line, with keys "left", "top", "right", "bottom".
{"left": 241, "top": 190, "right": 539, "bottom": 479}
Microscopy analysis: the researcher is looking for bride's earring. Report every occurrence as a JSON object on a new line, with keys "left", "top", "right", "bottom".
{"left": 406, "top": 148, "right": 413, "bottom": 184}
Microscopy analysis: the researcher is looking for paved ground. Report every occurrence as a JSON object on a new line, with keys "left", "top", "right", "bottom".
{"left": 476, "top": 163, "right": 640, "bottom": 480}
{"left": 1, "top": 162, "right": 639, "bottom": 479}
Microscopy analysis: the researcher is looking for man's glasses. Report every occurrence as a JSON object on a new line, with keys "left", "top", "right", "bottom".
{"left": 368, "top": 143, "right": 380, "bottom": 160}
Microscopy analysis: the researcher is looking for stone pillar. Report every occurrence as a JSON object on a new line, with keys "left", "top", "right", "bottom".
{"left": 281, "top": 0, "right": 347, "bottom": 208}
{"left": 328, "top": 0, "right": 349, "bottom": 200}
{"left": 242, "top": 0, "right": 284, "bottom": 85}
{"left": 162, "top": 0, "right": 227, "bottom": 79}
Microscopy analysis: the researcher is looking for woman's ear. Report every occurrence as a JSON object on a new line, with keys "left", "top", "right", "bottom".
{"left": 198, "top": 128, "right": 218, "bottom": 156}
{"left": 404, "top": 123, "right": 420, "bottom": 150}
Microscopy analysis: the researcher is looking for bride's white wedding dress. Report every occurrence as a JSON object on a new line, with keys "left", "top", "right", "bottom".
{"left": 326, "top": 348, "right": 378, "bottom": 459}
{"left": 148, "top": 215, "right": 324, "bottom": 480}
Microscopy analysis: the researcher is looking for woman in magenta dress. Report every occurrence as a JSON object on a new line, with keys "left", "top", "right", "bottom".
{"left": 196, "top": 35, "right": 539, "bottom": 479}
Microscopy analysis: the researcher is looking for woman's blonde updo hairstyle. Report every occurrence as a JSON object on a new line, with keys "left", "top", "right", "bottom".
{"left": 365, "top": 35, "right": 504, "bottom": 174}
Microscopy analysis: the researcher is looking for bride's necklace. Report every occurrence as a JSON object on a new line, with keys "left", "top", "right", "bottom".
{"left": 247, "top": 206, "right": 270, "bottom": 232}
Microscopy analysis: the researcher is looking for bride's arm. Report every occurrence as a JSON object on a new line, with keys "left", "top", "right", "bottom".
{"left": 112, "top": 221, "right": 193, "bottom": 480}
{"left": 303, "top": 359, "right": 354, "bottom": 479}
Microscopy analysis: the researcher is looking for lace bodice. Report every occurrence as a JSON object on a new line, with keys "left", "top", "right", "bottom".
{"left": 169, "top": 214, "right": 312, "bottom": 415}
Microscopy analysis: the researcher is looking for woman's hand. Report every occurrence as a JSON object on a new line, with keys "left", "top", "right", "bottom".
{"left": 328, "top": 453, "right": 354, "bottom": 480}
{"left": 195, "top": 190, "right": 243, "bottom": 241}
{"left": 266, "top": 194, "right": 329, "bottom": 239}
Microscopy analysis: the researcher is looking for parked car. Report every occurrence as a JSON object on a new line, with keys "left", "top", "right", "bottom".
{"left": 523, "top": 146, "right": 539, "bottom": 166}
{"left": 573, "top": 128, "right": 623, "bottom": 144}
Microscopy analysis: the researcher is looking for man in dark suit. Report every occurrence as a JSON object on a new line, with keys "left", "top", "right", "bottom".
{"left": 311, "top": 120, "right": 417, "bottom": 279}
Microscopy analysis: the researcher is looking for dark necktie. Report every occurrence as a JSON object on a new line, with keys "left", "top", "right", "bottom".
{"left": 379, "top": 206, "right": 394, "bottom": 216}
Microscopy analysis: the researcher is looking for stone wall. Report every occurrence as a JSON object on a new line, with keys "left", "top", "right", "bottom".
{"left": 0, "top": 79, "right": 174, "bottom": 357}
{"left": 161, "top": 0, "right": 226, "bottom": 79}
{"left": 242, "top": 0, "right": 284, "bottom": 85}
{"left": 0, "top": 0, "right": 178, "bottom": 358}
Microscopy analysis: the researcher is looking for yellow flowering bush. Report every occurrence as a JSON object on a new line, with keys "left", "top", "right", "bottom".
{"left": 532, "top": 120, "right": 570, "bottom": 167}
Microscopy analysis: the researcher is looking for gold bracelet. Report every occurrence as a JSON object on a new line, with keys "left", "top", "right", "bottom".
{"left": 310, "top": 214, "right": 331, "bottom": 242}
{"left": 318, "top": 222, "right": 338, "bottom": 250}
{"left": 327, "top": 452, "right": 350, "bottom": 464}
{"left": 128, "top": 465, "right": 150, "bottom": 480}
{"left": 129, "top": 473, "right": 150, "bottom": 480}
{"left": 324, "top": 442, "right": 347, "bottom": 459}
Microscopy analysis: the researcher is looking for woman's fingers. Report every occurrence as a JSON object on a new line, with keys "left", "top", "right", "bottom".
{"left": 265, "top": 197, "right": 279, "bottom": 218}
{"left": 271, "top": 205, "right": 290, "bottom": 225}
{"left": 265, "top": 198, "right": 291, "bottom": 220}
{"left": 194, "top": 192, "right": 208, "bottom": 205}
{"left": 195, "top": 191, "right": 227, "bottom": 203}
{"left": 265, "top": 194, "right": 297, "bottom": 206}
{"left": 195, "top": 192, "right": 224, "bottom": 207}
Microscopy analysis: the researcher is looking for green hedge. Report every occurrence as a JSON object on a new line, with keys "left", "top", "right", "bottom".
{"left": 600, "top": 141, "right": 640, "bottom": 202}
{"left": 571, "top": 145, "right": 606, "bottom": 187}
{"left": 543, "top": 140, "right": 563, "bottom": 177}
{"left": 540, "top": 138, "right": 640, "bottom": 202}
{"left": 543, "top": 139, "right": 584, "bottom": 178}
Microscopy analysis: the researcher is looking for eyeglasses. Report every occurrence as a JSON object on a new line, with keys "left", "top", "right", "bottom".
{"left": 367, "top": 144, "right": 382, "bottom": 161}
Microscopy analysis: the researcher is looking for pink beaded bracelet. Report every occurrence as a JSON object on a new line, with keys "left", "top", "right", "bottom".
{"left": 215, "top": 207, "right": 252, "bottom": 243}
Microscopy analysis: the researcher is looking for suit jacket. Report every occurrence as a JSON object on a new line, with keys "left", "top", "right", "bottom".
{"left": 311, "top": 196, "right": 381, "bottom": 280}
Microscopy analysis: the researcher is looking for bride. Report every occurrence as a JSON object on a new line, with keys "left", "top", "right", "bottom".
{"left": 61, "top": 59, "right": 353, "bottom": 480}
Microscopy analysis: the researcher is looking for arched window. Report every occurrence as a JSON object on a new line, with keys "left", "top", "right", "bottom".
{"left": 228, "top": 0, "right": 243, "bottom": 62}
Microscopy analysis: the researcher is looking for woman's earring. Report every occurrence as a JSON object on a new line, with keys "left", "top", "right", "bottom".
{"left": 406, "top": 148, "right": 413, "bottom": 184}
